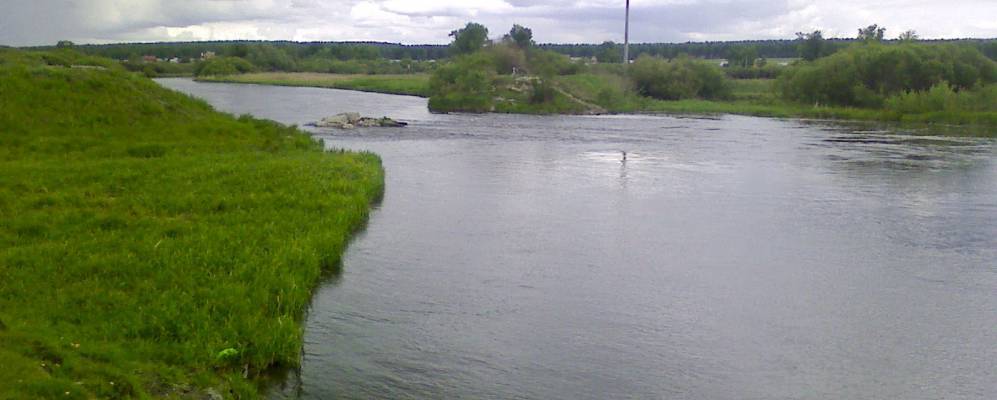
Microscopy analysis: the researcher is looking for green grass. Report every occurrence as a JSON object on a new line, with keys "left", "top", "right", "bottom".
{"left": 0, "top": 49, "right": 384, "bottom": 398}
{"left": 198, "top": 72, "right": 431, "bottom": 97}
{"left": 729, "top": 79, "right": 776, "bottom": 101}
{"left": 628, "top": 95, "right": 997, "bottom": 127}
{"left": 490, "top": 76, "right": 592, "bottom": 114}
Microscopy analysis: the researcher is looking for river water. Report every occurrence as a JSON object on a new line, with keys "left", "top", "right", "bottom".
{"left": 157, "top": 79, "right": 997, "bottom": 400}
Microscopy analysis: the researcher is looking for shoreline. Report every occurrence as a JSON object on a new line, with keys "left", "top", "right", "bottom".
{"left": 196, "top": 72, "right": 431, "bottom": 97}
{"left": 197, "top": 73, "right": 997, "bottom": 130}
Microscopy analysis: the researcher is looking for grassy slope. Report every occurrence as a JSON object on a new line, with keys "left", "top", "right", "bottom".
{"left": 0, "top": 49, "right": 383, "bottom": 398}
{"left": 197, "top": 72, "right": 431, "bottom": 97}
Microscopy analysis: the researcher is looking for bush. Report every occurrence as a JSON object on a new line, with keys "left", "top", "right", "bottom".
{"left": 529, "top": 79, "right": 556, "bottom": 104}
{"left": 246, "top": 44, "right": 296, "bottom": 71}
{"left": 885, "top": 83, "right": 997, "bottom": 114}
{"left": 777, "top": 43, "right": 997, "bottom": 107}
{"left": 527, "top": 49, "right": 583, "bottom": 76}
{"left": 630, "top": 55, "right": 732, "bottom": 100}
{"left": 194, "top": 57, "right": 255, "bottom": 76}
{"left": 487, "top": 44, "right": 527, "bottom": 75}
{"left": 141, "top": 64, "right": 158, "bottom": 78}
{"left": 428, "top": 53, "right": 496, "bottom": 112}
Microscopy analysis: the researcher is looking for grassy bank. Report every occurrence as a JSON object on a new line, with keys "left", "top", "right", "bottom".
{"left": 554, "top": 74, "right": 997, "bottom": 126}
{"left": 198, "top": 72, "right": 431, "bottom": 97}
{"left": 0, "top": 49, "right": 384, "bottom": 398}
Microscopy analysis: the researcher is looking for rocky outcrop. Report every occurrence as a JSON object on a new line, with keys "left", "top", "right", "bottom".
{"left": 310, "top": 112, "right": 408, "bottom": 129}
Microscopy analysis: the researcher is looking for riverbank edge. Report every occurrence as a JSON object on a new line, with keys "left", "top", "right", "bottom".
{"left": 196, "top": 73, "right": 430, "bottom": 97}
{"left": 195, "top": 74, "right": 997, "bottom": 129}
{"left": 0, "top": 49, "right": 386, "bottom": 399}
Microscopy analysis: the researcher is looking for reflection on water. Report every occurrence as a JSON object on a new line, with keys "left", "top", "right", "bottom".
{"left": 156, "top": 79, "right": 997, "bottom": 400}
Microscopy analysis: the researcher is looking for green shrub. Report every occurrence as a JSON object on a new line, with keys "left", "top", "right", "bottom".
{"left": 527, "top": 49, "right": 583, "bottom": 76}
{"left": 529, "top": 79, "right": 556, "bottom": 104}
{"left": 141, "top": 64, "right": 158, "bottom": 78}
{"left": 487, "top": 44, "right": 527, "bottom": 75}
{"left": 885, "top": 83, "right": 997, "bottom": 113}
{"left": 630, "top": 55, "right": 732, "bottom": 100}
{"left": 246, "top": 44, "right": 296, "bottom": 71}
{"left": 428, "top": 53, "right": 496, "bottom": 112}
{"left": 778, "top": 43, "right": 997, "bottom": 107}
{"left": 193, "top": 56, "right": 255, "bottom": 76}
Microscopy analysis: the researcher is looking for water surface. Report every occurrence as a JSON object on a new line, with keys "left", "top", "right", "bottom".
{"left": 158, "top": 79, "right": 997, "bottom": 400}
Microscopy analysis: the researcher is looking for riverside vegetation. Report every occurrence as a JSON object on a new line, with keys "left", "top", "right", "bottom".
{"left": 424, "top": 23, "right": 997, "bottom": 125}
{"left": 194, "top": 23, "right": 996, "bottom": 126}
{"left": 0, "top": 48, "right": 384, "bottom": 398}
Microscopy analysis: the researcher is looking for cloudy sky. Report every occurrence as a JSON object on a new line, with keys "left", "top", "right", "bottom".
{"left": 1, "top": 0, "right": 995, "bottom": 46}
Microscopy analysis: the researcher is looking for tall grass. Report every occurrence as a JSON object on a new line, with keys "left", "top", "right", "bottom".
{"left": 0, "top": 49, "right": 384, "bottom": 398}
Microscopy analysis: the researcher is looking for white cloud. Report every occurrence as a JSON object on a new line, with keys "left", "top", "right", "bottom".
{"left": 0, "top": 0, "right": 994, "bottom": 46}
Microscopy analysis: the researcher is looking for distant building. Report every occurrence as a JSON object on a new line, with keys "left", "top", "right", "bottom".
{"left": 200, "top": 51, "right": 216, "bottom": 60}
{"left": 169, "top": 57, "right": 180, "bottom": 64}
{"left": 142, "top": 55, "right": 158, "bottom": 63}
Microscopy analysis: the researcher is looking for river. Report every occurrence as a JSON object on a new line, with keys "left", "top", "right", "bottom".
{"left": 156, "top": 78, "right": 997, "bottom": 400}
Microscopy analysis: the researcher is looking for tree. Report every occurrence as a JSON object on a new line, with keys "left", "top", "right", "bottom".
{"left": 796, "top": 30, "right": 827, "bottom": 61}
{"left": 776, "top": 43, "right": 997, "bottom": 107}
{"left": 449, "top": 22, "right": 489, "bottom": 55}
{"left": 630, "top": 55, "right": 732, "bottom": 100}
{"left": 56, "top": 40, "right": 75, "bottom": 48}
{"left": 596, "top": 41, "right": 621, "bottom": 63}
{"left": 428, "top": 52, "right": 496, "bottom": 112}
{"left": 858, "top": 24, "right": 886, "bottom": 42}
{"left": 505, "top": 24, "right": 534, "bottom": 49}
{"left": 247, "top": 44, "right": 296, "bottom": 71}
{"left": 726, "top": 46, "right": 758, "bottom": 68}
{"left": 898, "top": 30, "right": 919, "bottom": 42}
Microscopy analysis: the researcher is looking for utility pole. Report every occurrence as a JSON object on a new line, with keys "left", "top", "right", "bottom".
{"left": 623, "top": 0, "right": 630, "bottom": 65}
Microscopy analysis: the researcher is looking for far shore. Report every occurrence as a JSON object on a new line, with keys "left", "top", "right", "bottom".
{"left": 196, "top": 72, "right": 431, "bottom": 97}
{"left": 195, "top": 72, "right": 997, "bottom": 130}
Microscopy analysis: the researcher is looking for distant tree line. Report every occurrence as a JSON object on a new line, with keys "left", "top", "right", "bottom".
{"left": 44, "top": 41, "right": 451, "bottom": 62}
{"left": 542, "top": 38, "right": 997, "bottom": 61}
{"left": 31, "top": 37, "right": 996, "bottom": 69}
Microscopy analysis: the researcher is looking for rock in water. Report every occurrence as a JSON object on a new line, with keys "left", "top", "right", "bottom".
{"left": 312, "top": 112, "right": 406, "bottom": 129}
{"left": 377, "top": 117, "right": 408, "bottom": 127}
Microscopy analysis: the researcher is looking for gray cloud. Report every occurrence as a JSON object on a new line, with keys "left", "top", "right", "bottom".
{"left": 1, "top": 0, "right": 995, "bottom": 46}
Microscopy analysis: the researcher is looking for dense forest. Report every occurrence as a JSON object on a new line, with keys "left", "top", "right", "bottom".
{"left": 48, "top": 41, "right": 451, "bottom": 62}
{"left": 33, "top": 38, "right": 997, "bottom": 64}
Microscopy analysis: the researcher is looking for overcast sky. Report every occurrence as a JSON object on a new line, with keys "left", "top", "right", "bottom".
{"left": 1, "top": 0, "right": 995, "bottom": 47}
